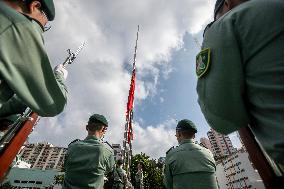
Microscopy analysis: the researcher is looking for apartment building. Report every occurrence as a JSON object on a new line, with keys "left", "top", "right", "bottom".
{"left": 216, "top": 148, "right": 265, "bottom": 189}
{"left": 207, "top": 128, "right": 236, "bottom": 158}
{"left": 200, "top": 137, "right": 213, "bottom": 153}
{"left": 18, "top": 142, "right": 67, "bottom": 171}
{"left": 112, "top": 143, "right": 123, "bottom": 161}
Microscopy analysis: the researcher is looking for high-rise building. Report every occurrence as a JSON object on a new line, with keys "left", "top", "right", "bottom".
{"left": 18, "top": 142, "right": 67, "bottom": 171}
{"left": 200, "top": 137, "right": 213, "bottom": 153}
{"left": 207, "top": 128, "right": 236, "bottom": 158}
{"left": 216, "top": 148, "right": 265, "bottom": 189}
{"left": 112, "top": 143, "right": 123, "bottom": 161}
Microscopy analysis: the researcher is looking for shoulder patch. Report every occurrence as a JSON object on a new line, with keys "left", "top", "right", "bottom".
{"left": 196, "top": 48, "right": 211, "bottom": 78}
{"left": 68, "top": 139, "right": 81, "bottom": 146}
{"left": 166, "top": 146, "right": 175, "bottom": 155}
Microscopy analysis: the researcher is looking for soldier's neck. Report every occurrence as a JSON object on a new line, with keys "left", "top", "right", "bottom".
{"left": 3, "top": 0, "right": 24, "bottom": 13}
{"left": 87, "top": 131, "right": 102, "bottom": 139}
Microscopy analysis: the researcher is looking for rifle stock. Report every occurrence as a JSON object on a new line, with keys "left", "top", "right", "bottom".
{"left": 238, "top": 126, "right": 284, "bottom": 188}
{"left": 0, "top": 112, "right": 38, "bottom": 180}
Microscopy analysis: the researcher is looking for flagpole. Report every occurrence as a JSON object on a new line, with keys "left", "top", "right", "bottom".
{"left": 122, "top": 25, "right": 140, "bottom": 178}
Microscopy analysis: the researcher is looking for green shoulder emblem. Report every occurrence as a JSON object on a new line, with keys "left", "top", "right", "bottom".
{"left": 196, "top": 48, "right": 211, "bottom": 78}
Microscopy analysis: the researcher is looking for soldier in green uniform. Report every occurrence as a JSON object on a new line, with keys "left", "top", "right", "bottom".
{"left": 164, "top": 119, "right": 217, "bottom": 189}
{"left": 134, "top": 162, "right": 143, "bottom": 189}
{"left": 63, "top": 114, "right": 115, "bottom": 189}
{"left": 196, "top": 0, "right": 284, "bottom": 169}
{"left": 112, "top": 159, "right": 128, "bottom": 189}
{"left": 0, "top": 0, "right": 68, "bottom": 118}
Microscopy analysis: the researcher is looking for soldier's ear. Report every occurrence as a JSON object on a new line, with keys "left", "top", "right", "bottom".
{"left": 27, "top": 1, "right": 41, "bottom": 14}
{"left": 223, "top": 0, "right": 230, "bottom": 9}
{"left": 86, "top": 125, "right": 89, "bottom": 131}
{"left": 225, "top": 0, "right": 237, "bottom": 10}
{"left": 176, "top": 131, "right": 181, "bottom": 138}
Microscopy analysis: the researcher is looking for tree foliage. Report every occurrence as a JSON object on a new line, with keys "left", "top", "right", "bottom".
{"left": 54, "top": 174, "right": 65, "bottom": 185}
{"left": 130, "top": 153, "right": 165, "bottom": 189}
{"left": 0, "top": 182, "right": 12, "bottom": 189}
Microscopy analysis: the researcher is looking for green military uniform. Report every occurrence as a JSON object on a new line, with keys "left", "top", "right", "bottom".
{"left": 0, "top": 1, "right": 67, "bottom": 117}
{"left": 63, "top": 136, "right": 115, "bottom": 189}
{"left": 112, "top": 166, "right": 127, "bottom": 189}
{"left": 164, "top": 120, "right": 217, "bottom": 189}
{"left": 134, "top": 170, "right": 143, "bottom": 189}
{"left": 164, "top": 139, "right": 217, "bottom": 189}
{"left": 197, "top": 0, "right": 284, "bottom": 167}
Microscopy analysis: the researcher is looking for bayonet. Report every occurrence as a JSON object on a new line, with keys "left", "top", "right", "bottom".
{"left": 63, "top": 41, "right": 86, "bottom": 67}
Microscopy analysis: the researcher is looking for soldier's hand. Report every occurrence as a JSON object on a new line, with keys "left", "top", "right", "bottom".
{"left": 54, "top": 64, "right": 68, "bottom": 80}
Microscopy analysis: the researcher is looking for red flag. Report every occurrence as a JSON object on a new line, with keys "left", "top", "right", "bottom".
{"left": 127, "top": 110, "right": 134, "bottom": 143}
{"left": 126, "top": 69, "right": 136, "bottom": 118}
{"left": 127, "top": 117, "right": 133, "bottom": 143}
{"left": 126, "top": 68, "right": 136, "bottom": 143}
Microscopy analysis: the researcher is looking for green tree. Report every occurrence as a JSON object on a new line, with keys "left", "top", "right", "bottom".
{"left": 130, "top": 153, "right": 165, "bottom": 189}
{"left": 0, "top": 181, "right": 12, "bottom": 189}
{"left": 54, "top": 174, "right": 65, "bottom": 185}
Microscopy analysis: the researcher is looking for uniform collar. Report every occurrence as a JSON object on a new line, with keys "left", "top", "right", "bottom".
{"left": 20, "top": 13, "right": 44, "bottom": 32}
{"left": 179, "top": 139, "right": 194, "bottom": 145}
{"left": 85, "top": 135, "right": 101, "bottom": 141}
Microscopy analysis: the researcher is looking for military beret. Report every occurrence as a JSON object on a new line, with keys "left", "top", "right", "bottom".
{"left": 214, "top": 0, "right": 225, "bottom": 20}
{"left": 88, "top": 114, "right": 108, "bottom": 126}
{"left": 116, "top": 159, "right": 123, "bottom": 165}
{"left": 40, "top": 0, "right": 55, "bottom": 21}
{"left": 176, "top": 119, "right": 197, "bottom": 133}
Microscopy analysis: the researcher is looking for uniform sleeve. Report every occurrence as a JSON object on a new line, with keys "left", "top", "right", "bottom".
{"left": 197, "top": 17, "right": 249, "bottom": 135}
{"left": 0, "top": 95, "right": 26, "bottom": 116}
{"left": 105, "top": 150, "right": 115, "bottom": 174}
{"left": 163, "top": 156, "right": 173, "bottom": 189}
{"left": 63, "top": 149, "right": 70, "bottom": 172}
{"left": 0, "top": 20, "right": 67, "bottom": 117}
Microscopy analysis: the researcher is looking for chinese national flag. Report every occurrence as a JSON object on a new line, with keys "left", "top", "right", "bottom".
{"left": 126, "top": 68, "right": 136, "bottom": 143}
{"left": 126, "top": 69, "right": 136, "bottom": 118}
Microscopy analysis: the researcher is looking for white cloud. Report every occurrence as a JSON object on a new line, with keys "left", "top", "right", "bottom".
{"left": 132, "top": 119, "right": 178, "bottom": 159}
{"left": 29, "top": 0, "right": 214, "bottom": 158}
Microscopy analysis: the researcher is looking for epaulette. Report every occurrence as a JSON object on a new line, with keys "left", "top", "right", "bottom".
{"left": 68, "top": 139, "right": 81, "bottom": 146}
{"left": 166, "top": 146, "right": 175, "bottom": 154}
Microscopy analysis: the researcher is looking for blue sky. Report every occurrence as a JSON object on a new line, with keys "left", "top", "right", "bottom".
{"left": 136, "top": 32, "right": 202, "bottom": 123}
{"left": 28, "top": 0, "right": 240, "bottom": 159}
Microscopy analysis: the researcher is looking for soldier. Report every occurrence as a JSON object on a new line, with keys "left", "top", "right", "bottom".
{"left": 164, "top": 119, "right": 217, "bottom": 189}
{"left": 0, "top": 0, "right": 68, "bottom": 118}
{"left": 112, "top": 159, "right": 128, "bottom": 189}
{"left": 62, "top": 114, "right": 115, "bottom": 189}
{"left": 196, "top": 0, "right": 284, "bottom": 170}
{"left": 134, "top": 162, "right": 143, "bottom": 189}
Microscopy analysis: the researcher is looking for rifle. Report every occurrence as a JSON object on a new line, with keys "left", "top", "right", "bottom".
{"left": 63, "top": 42, "right": 86, "bottom": 67}
{"left": 0, "top": 109, "right": 38, "bottom": 181}
{"left": 0, "top": 42, "right": 86, "bottom": 180}
{"left": 238, "top": 126, "right": 284, "bottom": 188}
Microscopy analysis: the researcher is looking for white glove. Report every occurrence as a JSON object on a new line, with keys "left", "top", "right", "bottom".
{"left": 54, "top": 64, "right": 68, "bottom": 80}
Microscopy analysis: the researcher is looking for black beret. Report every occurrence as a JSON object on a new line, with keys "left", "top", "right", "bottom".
{"left": 116, "top": 159, "right": 123, "bottom": 165}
